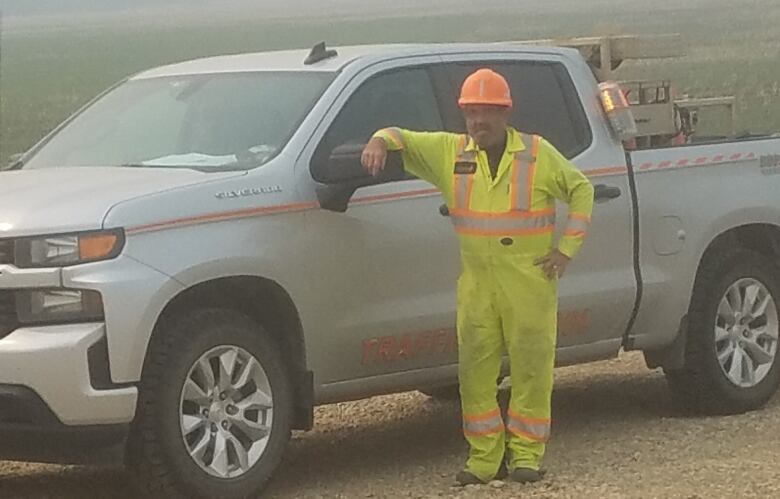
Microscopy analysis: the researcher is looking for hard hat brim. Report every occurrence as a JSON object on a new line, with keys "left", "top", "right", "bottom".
{"left": 458, "top": 98, "right": 513, "bottom": 108}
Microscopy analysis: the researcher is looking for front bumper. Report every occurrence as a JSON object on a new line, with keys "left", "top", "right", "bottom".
{"left": 0, "top": 384, "right": 128, "bottom": 464}
{"left": 0, "top": 323, "right": 138, "bottom": 426}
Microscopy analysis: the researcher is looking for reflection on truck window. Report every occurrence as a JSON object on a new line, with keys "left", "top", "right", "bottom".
{"left": 23, "top": 72, "right": 335, "bottom": 172}
{"left": 324, "top": 67, "right": 443, "bottom": 149}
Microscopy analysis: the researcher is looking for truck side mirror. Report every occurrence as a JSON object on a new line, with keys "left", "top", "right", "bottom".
{"left": 314, "top": 144, "right": 404, "bottom": 212}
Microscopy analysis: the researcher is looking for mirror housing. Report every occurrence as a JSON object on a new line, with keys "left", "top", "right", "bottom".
{"left": 314, "top": 143, "right": 405, "bottom": 212}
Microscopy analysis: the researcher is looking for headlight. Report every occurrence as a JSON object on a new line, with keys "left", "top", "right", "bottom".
{"left": 15, "top": 229, "right": 124, "bottom": 268}
{"left": 15, "top": 289, "right": 104, "bottom": 324}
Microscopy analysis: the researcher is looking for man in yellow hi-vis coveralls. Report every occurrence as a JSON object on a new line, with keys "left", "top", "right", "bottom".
{"left": 362, "top": 68, "right": 594, "bottom": 485}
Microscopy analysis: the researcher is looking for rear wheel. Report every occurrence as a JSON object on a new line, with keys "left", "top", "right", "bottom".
{"left": 666, "top": 249, "right": 780, "bottom": 414}
{"left": 128, "top": 309, "right": 292, "bottom": 498}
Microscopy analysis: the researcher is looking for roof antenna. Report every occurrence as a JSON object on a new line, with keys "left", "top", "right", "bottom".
{"left": 304, "top": 42, "right": 338, "bottom": 65}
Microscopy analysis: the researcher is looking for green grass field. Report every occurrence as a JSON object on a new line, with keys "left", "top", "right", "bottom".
{"left": 2, "top": 0, "right": 780, "bottom": 164}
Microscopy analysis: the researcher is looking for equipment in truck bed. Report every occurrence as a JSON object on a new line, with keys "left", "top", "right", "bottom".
{"left": 508, "top": 34, "right": 736, "bottom": 147}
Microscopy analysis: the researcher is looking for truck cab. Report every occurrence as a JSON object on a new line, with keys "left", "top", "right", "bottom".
{"left": 3, "top": 39, "right": 780, "bottom": 498}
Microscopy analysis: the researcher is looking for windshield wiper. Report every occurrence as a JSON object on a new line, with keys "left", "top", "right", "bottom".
{"left": 119, "top": 163, "right": 247, "bottom": 173}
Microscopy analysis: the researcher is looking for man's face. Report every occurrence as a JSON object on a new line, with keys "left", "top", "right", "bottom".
{"left": 462, "top": 104, "right": 511, "bottom": 149}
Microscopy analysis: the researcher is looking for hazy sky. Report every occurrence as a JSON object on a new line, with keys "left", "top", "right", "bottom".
{"left": 1, "top": 0, "right": 199, "bottom": 16}
{"left": 0, "top": 0, "right": 475, "bottom": 22}
{"left": 0, "top": 0, "right": 440, "bottom": 17}
{"left": 0, "top": 0, "right": 735, "bottom": 31}
{"left": 0, "top": 0, "right": 553, "bottom": 30}
{"left": 0, "top": 0, "right": 661, "bottom": 18}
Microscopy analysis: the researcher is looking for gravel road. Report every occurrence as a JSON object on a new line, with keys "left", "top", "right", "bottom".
{"left": 3, "top": 352, "right": 779, "bottom": 498}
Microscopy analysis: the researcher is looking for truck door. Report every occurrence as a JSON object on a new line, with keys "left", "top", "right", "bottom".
{"left": 298, "top": 61, "right": 462, "bottom": 385}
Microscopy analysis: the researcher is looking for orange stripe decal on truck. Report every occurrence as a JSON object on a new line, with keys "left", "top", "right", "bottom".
{"left": 127, "top": 188, "right": 440, "bottom": 234}
{"left": 127, "top": 151, "right": 757, "bottom": 234}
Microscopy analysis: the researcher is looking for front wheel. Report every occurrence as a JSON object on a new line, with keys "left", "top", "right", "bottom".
{"left": 128, "top": 309, "right": 293, "bottom": 498}
{"left": 666, "top": 248, "right": 780, "bottom": 414}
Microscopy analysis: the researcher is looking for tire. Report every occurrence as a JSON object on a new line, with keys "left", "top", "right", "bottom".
{"left": 127, "top": 308, "right": 293, "bottom": 499}
{"left": 666, "top": 248, "right": 780, "bottom": 415}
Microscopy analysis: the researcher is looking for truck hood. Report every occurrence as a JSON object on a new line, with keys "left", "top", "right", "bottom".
{"left": 0, "top": 167, "right": 241, "bottom": 237}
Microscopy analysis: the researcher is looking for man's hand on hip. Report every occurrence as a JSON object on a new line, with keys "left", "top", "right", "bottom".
{"left": 535, "top": 250, "right": 571, "bottom": 280}
{"left": 361, "top": 137, "right": 388, "bottom": 176}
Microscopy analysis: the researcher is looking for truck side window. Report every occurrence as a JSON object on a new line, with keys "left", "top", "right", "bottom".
{"left": 312, "top": 67, "right": 443, "bottom": 181}
{"left": 446, "top": 61, "right": 592, "bottom": 159}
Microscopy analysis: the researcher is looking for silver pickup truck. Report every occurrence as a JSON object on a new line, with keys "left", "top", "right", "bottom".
{"left": 2, "top": 41, "right": 780, "bottom": 498}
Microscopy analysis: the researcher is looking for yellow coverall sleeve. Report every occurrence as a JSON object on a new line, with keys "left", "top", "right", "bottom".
{"left": 372, "top": 127, "right": 460, "bottom": 191}
{"left": 537, "top": 138, "right": 595, "bottom": 259}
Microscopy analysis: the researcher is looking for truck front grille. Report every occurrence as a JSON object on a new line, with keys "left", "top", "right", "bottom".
{"left": 0, "top": 239, "right": 12, "bottom": 265}
{"left": 0, "top": 292, "right": 17, "bottom": 340}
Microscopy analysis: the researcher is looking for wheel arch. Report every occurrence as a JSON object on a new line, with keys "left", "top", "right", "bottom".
{"left": 143, "top": 275, "right": 313, "bottom": 430}
{"left": 645, "top": 223, "right": 780, "bottom": 371}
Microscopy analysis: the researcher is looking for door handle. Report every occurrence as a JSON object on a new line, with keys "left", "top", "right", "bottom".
{"left": 594, "top": 184, "right": 622, "bottom": 201}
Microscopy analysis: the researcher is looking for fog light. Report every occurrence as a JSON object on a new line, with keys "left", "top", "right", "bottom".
{"left": 16, "top": 289, "right": 104, "bottom": 324}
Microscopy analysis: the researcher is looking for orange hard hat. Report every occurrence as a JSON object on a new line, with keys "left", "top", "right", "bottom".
{"left": 458, "top": 68, "right": 513, "bottom": 108}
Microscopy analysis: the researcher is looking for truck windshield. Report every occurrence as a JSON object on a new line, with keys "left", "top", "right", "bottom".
{"left": 22, "top": 71, "right": 334, "bottom": 172}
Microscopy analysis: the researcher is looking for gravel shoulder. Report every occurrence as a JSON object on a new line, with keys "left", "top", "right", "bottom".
{"left": 3, "top": 352, "right": 779, "bottom": 498}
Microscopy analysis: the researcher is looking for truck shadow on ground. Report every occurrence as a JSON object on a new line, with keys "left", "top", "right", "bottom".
{"left": 0, "top": 366, "right": 759, "bottom": 498}
{"left": 264, "top": 368, "right": 686, "bottom": 497}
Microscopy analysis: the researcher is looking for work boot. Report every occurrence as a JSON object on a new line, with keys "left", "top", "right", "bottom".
{"left": 508, "top": 467, "right": 544, "bottom": 484}
{"left": 455, "top": 470, "right": 485, "bottom": 486}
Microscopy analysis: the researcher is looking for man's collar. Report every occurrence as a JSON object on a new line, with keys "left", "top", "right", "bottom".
{"left": 464, "top": 127, "right": 526, "bottom": 153}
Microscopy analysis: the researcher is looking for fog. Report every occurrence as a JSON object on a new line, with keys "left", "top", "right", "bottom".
{"left": 1, "top": 0, "right": 723, "bottom": 24}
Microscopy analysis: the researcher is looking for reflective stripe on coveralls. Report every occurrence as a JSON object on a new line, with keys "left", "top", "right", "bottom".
{"left": 565, "top": 213, "right": 591, "bottom": 237}
{"left": 450, "top": 213, "right": 556, "bottom": 236}
{"left": 511, "top": 134, "right": 539, "bottom": 211}
{"left": 382, "top": 127, "right": 405, "bottom": 150}
{"left": 463, "top": 408, "right": 505, "bottom": 437}
{"left": 506, "top": 409, "right": 551, "bottom": 442}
